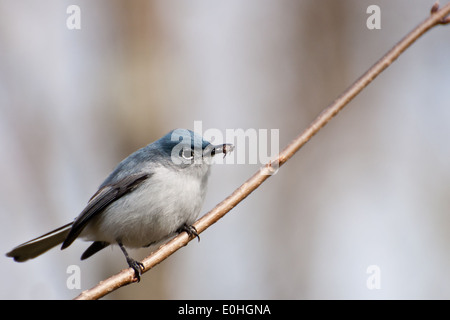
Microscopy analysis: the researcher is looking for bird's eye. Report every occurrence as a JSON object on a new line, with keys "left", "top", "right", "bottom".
{"left": 181, "top": 148, "right": 194, "bottom": 160}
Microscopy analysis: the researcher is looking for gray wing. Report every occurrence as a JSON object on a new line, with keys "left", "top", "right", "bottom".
{"left": 61, "top": 172, "right": 151, "bottom": 249}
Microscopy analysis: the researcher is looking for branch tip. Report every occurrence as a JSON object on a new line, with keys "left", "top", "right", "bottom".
{"left": 430, "top": 0, "right": 450, "bottom": 24}
{"left": 431, "top": 1, "right": 440, "bottom": 14}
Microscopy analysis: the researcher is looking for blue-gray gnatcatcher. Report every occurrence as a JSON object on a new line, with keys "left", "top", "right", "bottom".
{"left": 6, "top": 129, "right": 234, "bottom": 281}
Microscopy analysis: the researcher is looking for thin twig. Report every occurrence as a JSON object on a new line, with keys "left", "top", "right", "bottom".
{"left": 74, "top": 3, "right": 450, "bottom": 300}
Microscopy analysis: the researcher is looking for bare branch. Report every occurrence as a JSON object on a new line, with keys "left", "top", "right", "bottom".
{"left": 74, "top": 2, "right": 450, "bottom": 300}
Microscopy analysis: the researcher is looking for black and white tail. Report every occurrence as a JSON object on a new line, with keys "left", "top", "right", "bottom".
{"left": 6, "top": 222, "right": 73, "bottom": 262}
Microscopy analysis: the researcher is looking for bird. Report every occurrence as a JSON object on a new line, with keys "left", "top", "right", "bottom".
{"left": 6, "top": 128, "right": 234, "bottom": 281}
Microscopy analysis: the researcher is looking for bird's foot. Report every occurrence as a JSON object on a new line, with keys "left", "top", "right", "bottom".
{"left": 127, "top": 258, "right": 145, "bottom": 282}
{"left": 118, "top": 241, "right": 145, "bottom": 282}
{"left": 177, "top": 223, "right": 200, "bottom": 242}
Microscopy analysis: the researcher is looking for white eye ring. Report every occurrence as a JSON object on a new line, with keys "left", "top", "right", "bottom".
{"left": 181, "top": 148, "right": 194, "bottom": 160}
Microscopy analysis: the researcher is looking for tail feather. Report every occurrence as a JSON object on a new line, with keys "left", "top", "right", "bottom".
{"left": 6, "top": 222, "right": 73, "bottom": 262}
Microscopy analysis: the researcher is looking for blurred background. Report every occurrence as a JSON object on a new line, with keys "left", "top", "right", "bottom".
{"left": 1, "top": 0, "right": 450, "bottom": 299}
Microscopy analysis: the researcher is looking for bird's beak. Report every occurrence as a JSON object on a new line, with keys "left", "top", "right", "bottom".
{"left": 210, "top": 143, "right": 234, "bottom": 158}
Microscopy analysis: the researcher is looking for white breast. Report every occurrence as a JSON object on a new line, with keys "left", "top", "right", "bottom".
{"left": 81, "top": 165, "right": 209, "bottom": 247}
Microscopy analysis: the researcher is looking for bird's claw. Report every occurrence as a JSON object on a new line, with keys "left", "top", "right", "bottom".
{"left": 127, "top": 258, "right": 145, "bottom": 282}
{"left": 177, "top": 224, "right": 200, "bottom": 242}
